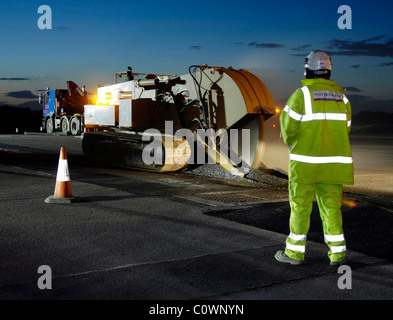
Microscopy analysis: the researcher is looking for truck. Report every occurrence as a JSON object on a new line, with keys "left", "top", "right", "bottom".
{"left": 39, "top": 81, "right": 90, "bottom": 135}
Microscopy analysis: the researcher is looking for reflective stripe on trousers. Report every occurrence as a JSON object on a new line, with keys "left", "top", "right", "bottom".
{"left": 285, "top": 181, "right": 346, "bottom": 262}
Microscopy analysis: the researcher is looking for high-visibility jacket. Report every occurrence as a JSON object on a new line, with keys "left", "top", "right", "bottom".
{"left": 280, "top": 78, "right": 354, "bottom": 185}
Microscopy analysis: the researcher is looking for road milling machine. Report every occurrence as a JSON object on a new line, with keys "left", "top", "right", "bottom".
{"left": 82, "top": 65, "right": 288, "bottom": 177}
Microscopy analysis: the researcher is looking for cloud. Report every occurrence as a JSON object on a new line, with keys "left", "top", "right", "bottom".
{"left": 375, "top": 62, "right": 393, "bottom": 67}
{"left": 347, "top": 94, "right": 393, "bottom": 114}
{"left": 351, "top": 65, "right": 360, "bottom": 68}
{"left": 326, "top": 35, "right": 393, "bottom": 58}
{"left": 289, "top": 45, "right": 312, "bottom": 58}
{"left": 190, "top": 45, "right": 202, "bottom": 50}
{"left": 6, "top": 90, "right": 38, "bottom": 99}
{"left": 248, "top": 41, "right": 284, "bottom": 49}
{"left": 291, "top": 44, "right": 312, "bottom": 51}
{"left": 18, "top": 100, "right": 41, "bottom": 111}
{"left": 0, "top": 77, "right": 31, "bottom": 81}
{"left": 344, "top": 87, "right": 362, "bottom": 92}
{"left": 290, "top": 53, "right": 307, "bottom": 57}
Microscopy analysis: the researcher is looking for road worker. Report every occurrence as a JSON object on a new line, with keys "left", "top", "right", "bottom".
{"left": 275, "top": 50, "right": 354, "bottom": 266}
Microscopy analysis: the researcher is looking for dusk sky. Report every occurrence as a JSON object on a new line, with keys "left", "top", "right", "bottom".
{"left": 1, "top": 0, "right": 393, "bottom": 114}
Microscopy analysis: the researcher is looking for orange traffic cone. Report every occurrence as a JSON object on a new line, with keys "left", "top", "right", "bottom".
{"left": 45, "top": 147, "right": 79, "bottom": 203}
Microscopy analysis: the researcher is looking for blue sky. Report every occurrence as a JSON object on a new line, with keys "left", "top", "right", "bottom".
{"left": 1, "top": 0, "right": 393, "bottom": 113}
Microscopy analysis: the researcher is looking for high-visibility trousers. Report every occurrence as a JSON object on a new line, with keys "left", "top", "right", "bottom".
{"left": 285, "top": 181, "right": 347, "bottom": 263}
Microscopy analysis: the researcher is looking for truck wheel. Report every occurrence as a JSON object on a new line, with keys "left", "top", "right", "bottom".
{"left": 45, "top": 117, "right": 54, "bottom": 133}
{"left": 61, "top": 117, "right": 70, "bottom": 134}
{"left": 70, "top": 117, "right": 81, "bottom": 136}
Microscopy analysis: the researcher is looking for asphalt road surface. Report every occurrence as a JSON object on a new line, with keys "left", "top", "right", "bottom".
{"left": 0, "top": 133, "right": 392, "bottom": 307}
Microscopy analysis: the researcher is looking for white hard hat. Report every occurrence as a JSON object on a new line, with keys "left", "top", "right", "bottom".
{"left": 305, "top": 50, "right": 332, "bottom": 70}
{"left": 304, "top": 50, "right": 332, "bottom": 78}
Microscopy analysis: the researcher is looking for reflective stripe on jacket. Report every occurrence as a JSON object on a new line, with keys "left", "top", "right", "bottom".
{"left": 280, "top": 78, "right": 354, "bottom": 185}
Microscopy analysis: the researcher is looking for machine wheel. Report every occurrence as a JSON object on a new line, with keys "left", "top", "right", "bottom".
{"left": 45, "top": 117, "right": 54, "bottom": 134}
{"left": 60, "top": 117, "right": 70, "bottom": 134}
{"left": 70, "top": 117, "right": 81, "bottom": 136}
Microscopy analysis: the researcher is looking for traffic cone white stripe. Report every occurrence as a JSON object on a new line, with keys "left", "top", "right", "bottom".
{"left": 56, "top": 159, "right": 70, "bottom": 182}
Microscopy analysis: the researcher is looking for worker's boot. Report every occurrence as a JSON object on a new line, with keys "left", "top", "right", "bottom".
{"left": 274, "top": 250, "right": 305, "bottom": 265}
